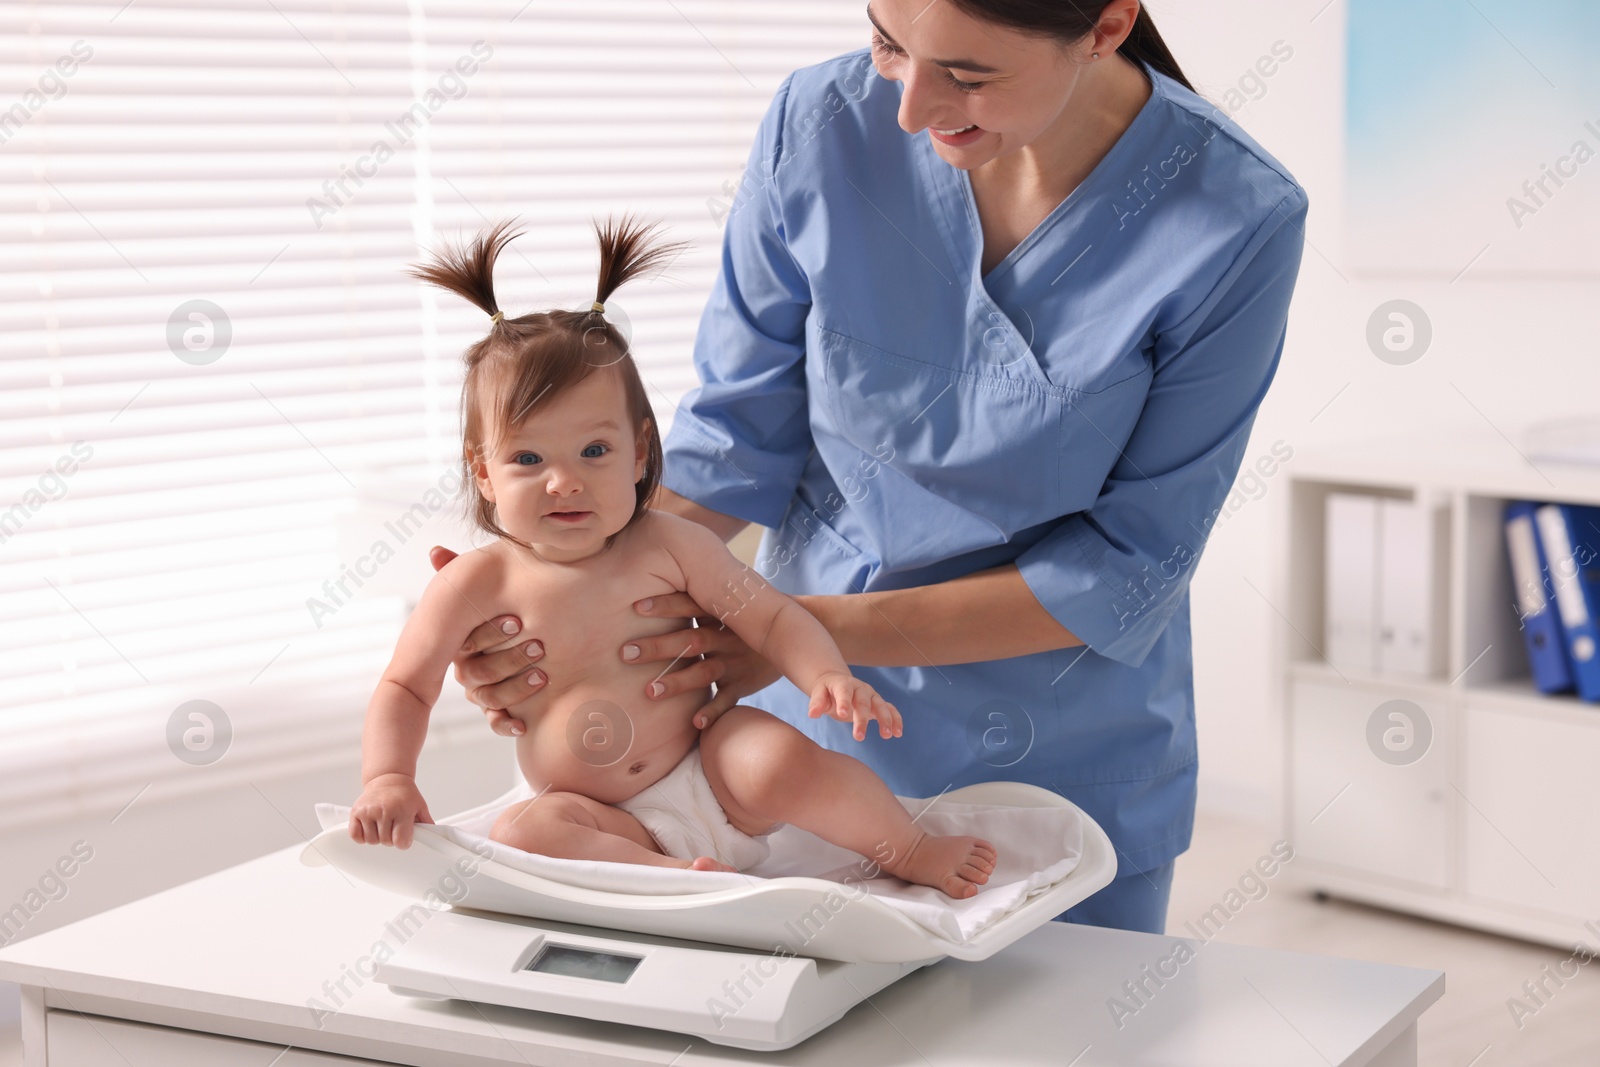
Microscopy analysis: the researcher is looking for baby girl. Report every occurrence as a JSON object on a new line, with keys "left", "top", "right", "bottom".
{"left": 348, "top": 216, "right": 997, "bottom": 898}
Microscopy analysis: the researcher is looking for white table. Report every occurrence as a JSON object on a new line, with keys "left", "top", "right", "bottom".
{"left": 0, "top": 845, "right": 1443, "bottom": 1066}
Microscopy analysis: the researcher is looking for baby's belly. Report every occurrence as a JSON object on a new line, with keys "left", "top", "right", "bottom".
{"left": 513, "top": 671, "right": 708, "bottom": 806}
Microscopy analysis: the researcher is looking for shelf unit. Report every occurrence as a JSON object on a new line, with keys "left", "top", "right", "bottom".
{"left": 1280, "top": 432, "right": 1600, "bottom": 948}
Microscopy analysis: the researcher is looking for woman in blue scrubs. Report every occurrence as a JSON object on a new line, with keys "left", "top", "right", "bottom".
{"left": 450, "top": 0, "right": 1307, "bottom": 934}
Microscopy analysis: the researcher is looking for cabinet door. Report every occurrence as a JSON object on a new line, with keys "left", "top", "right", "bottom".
{"left": 1290, "top": 679, "right": 1453, "bottom": 891}
{"left": 1462, "top": 703, "right": 1600, "bottom": 922}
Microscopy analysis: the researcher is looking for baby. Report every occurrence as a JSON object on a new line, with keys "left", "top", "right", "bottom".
{"left": 348, "top": 215, "right": 998, "bottom": 899}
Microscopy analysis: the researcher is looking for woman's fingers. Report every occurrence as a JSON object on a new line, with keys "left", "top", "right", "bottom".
{"left": 467, "top": 667, "right": 546, "bottom": 715}
{"left": 633, "top": 592, "right": 705, "bottom": 619}
{"left": 485, "top": 708, "right": 524, "bottom": 737}
{"left": 693, "top": 690, "right": 740, "bottom": 730}
{"left": 455, "top": 640, "right": 544, "bottom": 703}
{"left": 428, "top": 544, "right": 459, "bottom": 571}
{"left": 647, "top": 655, "right": 725, "bottom": 700}
{"left": 620, "top": 621, "right": 711, "bottom": 666}
{"left": 460, "top": 615, "right": 528, "bottom": 657}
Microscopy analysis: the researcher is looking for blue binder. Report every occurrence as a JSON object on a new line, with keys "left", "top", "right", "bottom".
{"left": 1533, "top": 503, "right": 1600, "bottom": 702}
{"left": 1503, "top": 501, "right": 1573, "bottom": 694}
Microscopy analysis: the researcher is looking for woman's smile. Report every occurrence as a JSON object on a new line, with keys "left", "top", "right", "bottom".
{"left": 930, "top": 124, "right": 984, "bottom": 146}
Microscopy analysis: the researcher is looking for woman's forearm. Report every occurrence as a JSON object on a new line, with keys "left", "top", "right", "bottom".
{"left": 652, "top": 486, "right": 749, "bottom": 543}
{"left": 796, "top": 563, "right": 1085, "bottom": 668}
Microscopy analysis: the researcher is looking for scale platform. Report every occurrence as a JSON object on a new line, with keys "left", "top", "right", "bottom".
{"left": 308, "top": 781, "right": 1118, "bottom": 1050}
{"left": 379, "top": 910, "right": 932, "bottom": 1051}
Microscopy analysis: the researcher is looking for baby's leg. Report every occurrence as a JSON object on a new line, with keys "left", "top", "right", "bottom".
{"left": 699, "top": 707, "right": 997, "bottom": 899}
{"left": 490, "top": 792, "right": 735, "bottom": 872}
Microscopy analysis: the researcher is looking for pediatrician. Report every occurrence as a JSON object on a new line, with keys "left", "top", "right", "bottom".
{"left": 440, "top": 0, "right": 1307, "bottom": 934}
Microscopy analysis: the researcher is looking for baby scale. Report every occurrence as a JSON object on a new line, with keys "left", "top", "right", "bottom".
{"left": 304, "top": 780, "right": 1117, "bottom": 1051}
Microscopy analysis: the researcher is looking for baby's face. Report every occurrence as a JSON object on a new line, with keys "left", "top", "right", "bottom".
{"left": 472, "top": 366, "right": 649, "bottom": 560}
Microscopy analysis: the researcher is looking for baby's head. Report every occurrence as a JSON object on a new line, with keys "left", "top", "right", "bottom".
{"left": 409, "top": 216, "right": 688, "bottom": 560}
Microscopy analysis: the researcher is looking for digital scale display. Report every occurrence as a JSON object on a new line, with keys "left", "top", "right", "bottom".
{"left": 526, "top": 943, "right": 642, "bottom": 984}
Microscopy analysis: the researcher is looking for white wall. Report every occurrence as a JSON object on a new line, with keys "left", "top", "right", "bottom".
{"left": 1157, "top": 1, "right": 1600, "bottom": 819}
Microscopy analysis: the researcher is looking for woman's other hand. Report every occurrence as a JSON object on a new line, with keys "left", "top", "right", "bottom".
{"left": 430, "top": 545, "right": 546, "bottom": 737}
{"left": 619, "top": 592, "right": 781, "bottom": 730}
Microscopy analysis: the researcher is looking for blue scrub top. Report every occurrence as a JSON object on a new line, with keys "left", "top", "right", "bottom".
{"left": 660, "top": 47, "right": 1309, "bottom": 875}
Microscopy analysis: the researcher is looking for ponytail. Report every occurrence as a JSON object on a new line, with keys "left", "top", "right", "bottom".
{"left": 593, "top": 213, "right": 687, "bottom": 315}
{"left": 1119, "top": 6, "right": 1192, "bottom": 93}
{"left": 406, "top": 218, "right": 521, "bottom": 330}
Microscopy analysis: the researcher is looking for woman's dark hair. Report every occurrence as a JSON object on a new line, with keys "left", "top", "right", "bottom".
{"left": 946, "top": 1, "right": 1193, "bottom": 92}
{"left": 407, "top": 215, "right": 689, "bottom": 552}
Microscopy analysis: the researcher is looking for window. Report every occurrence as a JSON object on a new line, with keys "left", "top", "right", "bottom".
{"left": 0, "top": 0, "right": 866, "bottom": 825}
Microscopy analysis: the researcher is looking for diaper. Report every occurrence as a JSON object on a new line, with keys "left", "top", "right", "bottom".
{"left": 616, "top": 747, "right": 779, "bottom": 871}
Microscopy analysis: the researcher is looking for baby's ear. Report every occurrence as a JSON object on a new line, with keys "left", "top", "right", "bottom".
{"left": 634, "top": 420, "right": 651, "bottom": 478}
{"left": 466, "top": 444, "right": 496, "bottom": 501}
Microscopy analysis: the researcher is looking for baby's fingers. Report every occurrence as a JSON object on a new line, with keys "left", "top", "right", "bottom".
{"left": 830, "top": 684, "right": 858, "bottom": 719}
{"left": 848, "top": 696, "right": 874, "bottom": 741}
{"left": 874, "top": 695, "right": 903, "bottom": 738}
{"left": 806, "top": 688, "right": 833, "bottom": 720}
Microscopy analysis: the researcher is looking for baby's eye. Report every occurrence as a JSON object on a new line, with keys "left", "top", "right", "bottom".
{"left": 514, "top": 452, "right": 542, "bottom": 466}
{"left": 582, "top": 443, "right": 609, "bottom": 458}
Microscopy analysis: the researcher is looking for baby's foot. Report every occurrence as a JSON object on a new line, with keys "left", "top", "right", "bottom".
{"left": 680, "top": 855, "right": 739, "bottom": 873}
{"left": 885, "top": 834, "right": 998, "bottom": 899}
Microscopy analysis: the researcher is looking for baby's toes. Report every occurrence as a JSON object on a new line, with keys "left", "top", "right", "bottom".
{"left": 943, "top": 872, "right": 980, "bottom": 899}
{"left": 958, "top": 860, "right": 992, "bottom": 886}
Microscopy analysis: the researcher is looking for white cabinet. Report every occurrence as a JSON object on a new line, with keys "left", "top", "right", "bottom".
{"left": 1289, "top": 679, "right": 1452, "bottom": 893}
{"left": 1460, "top": 697, "right": 1600, "bottom": 921}
{"left": 1280, "top": 435, "right": 1600, "bottom": 947}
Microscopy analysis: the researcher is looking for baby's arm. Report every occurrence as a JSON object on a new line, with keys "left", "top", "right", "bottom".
{"left": 351, "top": 552, "right": 495, "bottom": 848}
{"left": 663, "top": 515, "right": 901, "bottom": 741}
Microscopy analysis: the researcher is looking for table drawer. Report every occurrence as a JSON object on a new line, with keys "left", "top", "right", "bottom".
{"left": 46, "top": 1011, "right": 396, "bottom": 1067}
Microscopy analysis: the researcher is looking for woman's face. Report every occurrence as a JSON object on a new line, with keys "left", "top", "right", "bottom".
{"left": 865, "top": 0, "right": 1109, "bottom": 169}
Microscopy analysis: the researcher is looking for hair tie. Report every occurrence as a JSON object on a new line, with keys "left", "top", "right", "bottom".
{"left": 591, "top": 301, "right": 606, "bottom": 314}
{"left": 490, "top": 310, "right": 504, "bottom": 324}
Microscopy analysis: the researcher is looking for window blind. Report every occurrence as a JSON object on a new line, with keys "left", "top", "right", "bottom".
{"left": 0, "top": 0, "right": 868, "bottom": 828}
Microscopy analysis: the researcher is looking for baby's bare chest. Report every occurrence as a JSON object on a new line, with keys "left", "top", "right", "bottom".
{"left": 490, "top": 548, "right": 687, "bottom": 676}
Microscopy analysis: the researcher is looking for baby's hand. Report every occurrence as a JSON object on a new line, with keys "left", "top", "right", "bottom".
{"left": 349, "top": 773, "right": 434, "bottom": 849}
{"left": 807, "top": 670, "right": 903, "bottom": 741}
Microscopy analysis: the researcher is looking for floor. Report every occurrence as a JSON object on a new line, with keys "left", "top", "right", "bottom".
{"left": 2, "top": 813, "right": 1594, "bottom": 1065}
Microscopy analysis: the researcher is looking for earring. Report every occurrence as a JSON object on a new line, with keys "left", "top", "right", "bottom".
{"left": 1092, "top": 52, "right": 1101, "bottom": 59}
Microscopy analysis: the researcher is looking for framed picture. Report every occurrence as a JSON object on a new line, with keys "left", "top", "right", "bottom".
{"left": 1345, "top": 0, "right": 1600, "bottom": 276}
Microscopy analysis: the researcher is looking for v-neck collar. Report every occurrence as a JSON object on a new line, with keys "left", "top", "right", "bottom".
{"left": 916, "top": 59, "right": 1165, "bottom": 290}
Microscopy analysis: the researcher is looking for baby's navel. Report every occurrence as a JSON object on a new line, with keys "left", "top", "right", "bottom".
{"left": 628, "top": 761, "right": 646, "bottom": 775}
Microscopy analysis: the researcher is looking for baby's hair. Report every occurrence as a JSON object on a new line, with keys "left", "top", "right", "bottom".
{"left": 407, "top": 215, "right": 690, "bottom": 552}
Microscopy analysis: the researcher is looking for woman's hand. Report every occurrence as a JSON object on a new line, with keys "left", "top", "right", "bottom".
{"left": 620, "top": 593, "right": 782, "bottom": 729}
{"left": 430, "top": 545, "right": 546, "bottom": 738}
